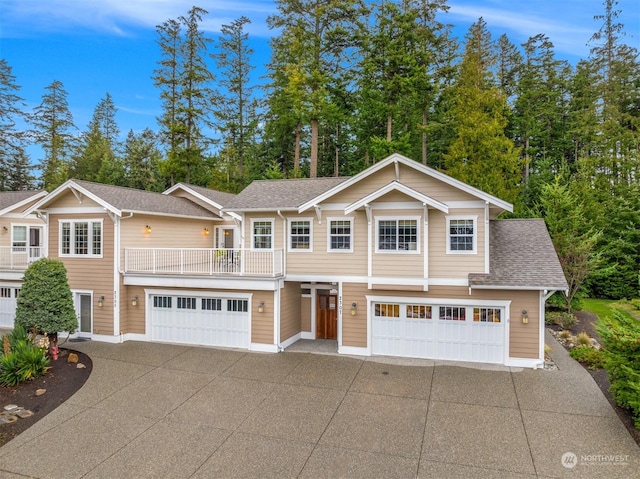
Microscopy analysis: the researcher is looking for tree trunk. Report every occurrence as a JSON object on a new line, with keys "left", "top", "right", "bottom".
{"left": 294, "top": 122, "right": 301, "bottom": 173}
{"left": 311, "top": 118, "right": 319, "bottom": 178}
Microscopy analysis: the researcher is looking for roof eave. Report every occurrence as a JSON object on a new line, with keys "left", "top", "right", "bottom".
{"left": 24, "top": 180, "right": 122, "bottom": 217}
{"left": 1, "top": 191, "right": 48, "bottom": 216}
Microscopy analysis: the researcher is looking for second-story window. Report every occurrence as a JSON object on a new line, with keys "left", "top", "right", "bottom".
{"left": 375, "top": 217, "right": 419, "bottom": 253}
{"left": 11, "top": 226, "right": 27, "bottom": 253}
{"left": 289, "top": 219, "right": 312, "bottom": 252}
{"left": 60, "top": 220, "right": 103, "bottom": 257}
{"left": 252, "top": 219, "right": 273, "bottom": 249}
{"left": 446, "top": 217, "right": 477, "bottom": 254}
{"left": 328, "top": 218, "right": 353, "bottom": 253}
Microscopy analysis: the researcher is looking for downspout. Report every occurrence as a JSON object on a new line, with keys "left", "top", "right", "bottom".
{"left": 112, "top": 212, "right": 133, "bottom": 341}
{"left": 365, "top": 204, "right": 372, "bottom": 288}
{"left": 423, "top": 203, "right": 428, "bottom": 291}
{"left": 276, "top": 211, "right": 286, "bottom": 352}
{"left": 484, "top": 202, "right": 490, "bottom": 274}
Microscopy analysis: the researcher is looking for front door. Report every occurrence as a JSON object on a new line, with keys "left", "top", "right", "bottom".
{"left": 28, "top": 227, "right": 43, "bottom": 262}
{"left": 316, "top": 293, "right": 337, "bottom": 340}
{"left": 216, "top": 227, "right": 238, "bottom": 249}
{"left": 75, "top": 293, "right": 92, "bottom": 335}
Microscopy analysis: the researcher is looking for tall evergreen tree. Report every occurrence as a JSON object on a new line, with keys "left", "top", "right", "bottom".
{"left": 0, "top": 59, "right": 28, "bottom": 190}
{"left": 123, "top": 128, "right": 163, "bottom": 191}
{"left": 31, "top": 80, "right": 76, "bottom": 190}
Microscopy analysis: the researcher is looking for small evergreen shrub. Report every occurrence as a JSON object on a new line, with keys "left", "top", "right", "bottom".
{"left": 546, "top": 311, "right": 577, "bottom": 330}
{"left": 630, "top": 299, "right": 640, "bottom": 310}
{"left": 569, "top": 346, "right": 605, "bottom": 370}
{"left": 597, "top": 311, "right": 640, "bottom": 429}
{"left": 0, "top": 329, "right": 50, "bottom": 386}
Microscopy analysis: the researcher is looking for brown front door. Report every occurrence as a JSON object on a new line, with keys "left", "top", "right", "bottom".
{"left": 316, "top": 293, "right": 338, "bottom": 340}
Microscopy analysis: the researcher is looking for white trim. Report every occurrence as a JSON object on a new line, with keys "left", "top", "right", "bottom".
{"left": 366, "top": 295, "right": 511, "bottom": 307}
{"left": 250, "top": 343, "right": 279, "bottom": 353}
{"left": 0, "top": 191, "right": 47, "bottom": 216}
{"left": 113, "top": 216, "right": 120, "bottom": 336}
{"left": 505, "top": 357, "right": 545, "bottom": 369}
{"left": 423, "top": 208, "right": 429, "bottom": 284}
{"left": 344, "top": 181, "right": 448, "bottom": 215}
{"left": 46, "top": 207, "right": 110, "bottom": 214}
{"left": 539, "top": 290, "right": 545, "bottom": 362}
{"left": 428, "top": 278, "right": 469, "bottom": 286}
{"left": 338, "top": 281, "right": 343, "bottom": 347}
{"left": 444, "top": 201, "right": 488, "bottom": 209}
{"left": 214, "top": 225, "right": 239, "bottom": 249}
{"left": 484, "top": 203, "right": 490, "bottom": 274}
{"left": 326, "top": 217, "right": 354, "bottom": 253}
{"left": 470, "top": 284, "right": 562, "bottom": 291}
{"left": 144, "top": 288, "right": 254, "bottom": 299}
{"left": 446, "top": 215, "right": 478, "bottom": 255}
{"left": 301, "top": 331, "right": 315, "bottom": 340}
{"left": 339, "top": 345, "right": 369, "bottom": 356}
{"left": 274, "top": 288, "right": 280, "bottom": 347}
{"left": 250, "top": 218, "right": 275, "bottom": 250}
{"left": 162, "top": 183, "right": 226, "bottom": 212}
{"left": 58, "top": 218, "right": 104, "bottom": 258}
{"left": 124, "top": 275, "right": 280, "bottom": 291}
{"left": 121, "top": 333, "right": 146, "bottom": 342}
{"left": 280, "top": 332, "right": 300, "bottom": 349}
{"left": 71, "top": 290, "right": 94, "bottom": 336}
{"left": 287, "top": 217, "right": 313, "bottom": 253}
{"left": 374, "top": 215, "right": 421, "bottom": 254}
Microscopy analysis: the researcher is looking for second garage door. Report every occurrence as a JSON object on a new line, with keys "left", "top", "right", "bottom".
{"left": 150, "top": 293, "right": 250, "bottom": 348}
{"left": 372, "top": 301, "right": 505, "bottom": 364}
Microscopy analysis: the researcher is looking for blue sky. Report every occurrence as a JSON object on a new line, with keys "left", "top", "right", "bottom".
{"left": 1, "top": 0, "right": 639, "bottom": 158}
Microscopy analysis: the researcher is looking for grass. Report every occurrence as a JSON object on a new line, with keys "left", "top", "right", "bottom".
{"left": 580, "top": 298, "right": 638, "bottom": 321}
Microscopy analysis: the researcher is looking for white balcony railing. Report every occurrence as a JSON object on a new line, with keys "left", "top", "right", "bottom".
{"left": 0, "top": 246, "right": 46, "bottom": 270}
{"left": 124, "top": 248, "right": 284, "bottom": 277}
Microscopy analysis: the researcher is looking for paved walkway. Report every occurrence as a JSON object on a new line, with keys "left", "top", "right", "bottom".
{"left": 0, "top": 333, "right": 639, "bottom": 478}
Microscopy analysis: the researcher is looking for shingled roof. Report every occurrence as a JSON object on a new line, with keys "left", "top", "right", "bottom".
{"left": 170, "top": 183, "right": 236, "bottom": 207}
{"left": 0, "top": 191, "right": 45, "bottom": 213}
{"left": 69, "top": 180, "right": 219, "bottom": 219}
{"left": 224, "top": 177, "right": 350, "bottom": 210}
{"left": 469, "top": 219, "right": 568, "bottom": 291}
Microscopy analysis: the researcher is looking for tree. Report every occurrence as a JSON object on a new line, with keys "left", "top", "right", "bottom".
{"left": 31, "top": 80, "right": 76, "bottom": 190}
{"left": 0, "top": 59, "right": 28, "bottom": 190}
{"left": 123, "top": 128, "right": 163, "bottom": 191}
{"left": 3, "top": 147, "right": 36, "bottom": 190}
{"left": 14, "top": 258, "right": 77, "bottom": 360}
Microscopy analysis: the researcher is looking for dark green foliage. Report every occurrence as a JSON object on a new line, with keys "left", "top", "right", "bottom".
{"left": 569, "top": 346, "right": 605, "bottom": 369}
{"left": 0, "top": 328, "right": 50, "bottom": 386}
{"left": 14, "top": 258, "right": 77, "bottom": 335}
{"left": 597, "top": 311, "right": 640, "bottom": 428}
{"left": 545, "top": 311, "right": 577, "bottom": 329}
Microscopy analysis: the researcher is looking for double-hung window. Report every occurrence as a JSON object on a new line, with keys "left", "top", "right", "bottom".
{"left": 251, "top": 219, "right": 273, "bottom": 249}
{"left": 375, "top": 217, "right": 419, "bottom": 253}
{"left": 11, "top": 226, "right": 27, "bottom": 253}
{"left": 446, "top": 216, "right": 477, "bottom": 254}
{"left": 328, "top": 218, "right": 353, "bottom": 253}
{"left": 289, "top": 219, "right": 312, "bottom": 252}
{"left": 60, "top": 220, "right": 103, "bottom": 257}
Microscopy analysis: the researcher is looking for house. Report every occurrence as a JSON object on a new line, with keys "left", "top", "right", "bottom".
{"left": 0, "top": 190, "right": 48, "bottom": 328}
{"left": 16, "top": 153, "right": 567, "bottom": 367}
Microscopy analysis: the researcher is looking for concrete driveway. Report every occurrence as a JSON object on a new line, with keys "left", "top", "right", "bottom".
{"left": 1, "top": 333, "right": 639, "bottom": 479}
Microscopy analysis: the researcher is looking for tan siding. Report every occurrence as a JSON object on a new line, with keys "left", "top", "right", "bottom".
{"left": 121, "top": 284, "right": 146, "bottom": 334}
{"left": 251, "top": 291, "right": 275, "bottom": 344}
{"left": 120, "top": 215, "right": 218, "bottom": 250}
{"left": 372, "top": 209, "right": 424, "bottom": 278}
{"left": 301, "top": 296, "right": 311, "bottom": 332}
{"left": 342, "top": 283, "right": 369, "bottom": 347}
{"left": 0, "top": 218, "right": 45, "bottom": 248}
{"left": 279, "top": 281, "right": 301, "bottom": 342}
{"left": 50, "top": 213, "right": 115, "bottom": 335}
{"left": 52, "top": 190, "right": 103, "bottom": 208}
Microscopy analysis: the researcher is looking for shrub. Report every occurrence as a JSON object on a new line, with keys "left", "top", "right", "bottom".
{"left": 597, "top": 311, "right": 640, "bottom": 429}
{"left": 631, "top": 299, "right": 640, "bottom": 310}
{"left": 576, "top": 332, "right": 591, "bottom": 346}
{"left": 0, "top": 338, "right": 50, "bottom": 386}
{"left": 569, "top": 346, "right": 605, "bottom": 369}
{"left": 546, "top": 311, "right": 577, "bottom": 330}
{"left": 558, "top": 330, "right": 572, "bottom": 340}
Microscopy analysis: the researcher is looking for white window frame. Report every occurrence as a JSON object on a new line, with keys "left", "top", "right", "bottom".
{"left": 250, "top": 218, "right": 274, "bottom": 250}
{"left": 327, "top": 217, "right": 354, "bottom": 253}
{"left": 288, "top": 217, "right": 313, "bottom": 253}
{"left": 59, "top": 219, "right": 104, "bottom": 258}
{"left": 11, "top": 225, "right": 27, "bottom": 254}
{"left": 374, "top": 216, "right": 420, "bottom": 254}
{"left": 446, "top": 215, "right": 477, "bottom": 254}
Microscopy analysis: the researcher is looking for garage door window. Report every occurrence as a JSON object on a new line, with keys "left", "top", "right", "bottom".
{"left": 439, "top": 306, "right": 465, "bottom": 321}
{"left": 474, "top": 307, "right": 501, "bottom": 323}
{"left": 228, "top": 299, "right": 248, "bottom": 312}
{"left": 177, "top": 297, "right": 196, "bottom": 309}
{"left": 374, "top": 303, "right": 400, "bottom": 317}
{"left": 153, "top": 296, "right": 172, "bottom": 308}
{"left": 407, "top": 305, "right": 432, "bottom": 319}
{"left": 1, "top": 288, "right": 11, "bottom": 298}
{"left": 202, "top": 298, "right": 222, "bottom": 311}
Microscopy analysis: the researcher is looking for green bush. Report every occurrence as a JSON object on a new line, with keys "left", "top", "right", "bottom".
{"left": 630, "top": 299, "right": 640, "bottom": 310}
{"left": 0, "top": 336, "right": 50, "bottom": 386}
{"left": 597, "top": 311, "right": 640, "bottom": 429}
{"left": 569, "top": 346, "right": 605, "bottom": 369}
{"left": 545, "top": 311, "right": 577, "bottom": 329}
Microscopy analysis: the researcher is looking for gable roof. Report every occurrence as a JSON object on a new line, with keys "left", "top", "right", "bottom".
{"left": 298, "top": 153, "right": 514, "bottom": 214}
{"left": 224, "top": 177, "right": 349, "bottom": 211}
{"left": 469, "top": 219, "right": 568, "bottom": 291}
{"left": 29, "top": 180, "right": 219, "bottom": 219}
{"left": 344, "top": 181, "right": 449, "bottom": 214}
{"left": 163, "top": 183, "right": 236, "bottom": 209}
{"left": 0, "top": 191, "right": 47, "bottom": 216}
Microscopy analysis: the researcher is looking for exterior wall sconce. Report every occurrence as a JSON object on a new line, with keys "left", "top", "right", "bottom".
{"left": 145, "top": 225, "right": 152, "bottom": 233}
{"left": 258, "top": 301, "right": 265, "bottom": 313}
{"left": 98, "top": 296, "right": 104, "bottom": 307}
{"left": 2, "top": 226, "right": 7, "bottom": 232}
{"left": 521, "top": 309, "right": 529, "bottom": 324}
{"left": 132, "top": 295, "right": 138, "bottom": 306}
{"left": 351, "top": 302, "right": 357, "bottom": 316}
{"left": 203, "top": 228, "right": 210, "bottom": 235}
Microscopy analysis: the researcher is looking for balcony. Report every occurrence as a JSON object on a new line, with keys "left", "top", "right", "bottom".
{"left": 0, "top": 247, "right": 46, "bottom": 271}
{"left": 124, "top": 248, "right": 284, "bottom": 277}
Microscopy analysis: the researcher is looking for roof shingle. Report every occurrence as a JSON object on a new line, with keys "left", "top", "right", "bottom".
{"left": 469, "top": 219, "right": 568, "bottom": 290}
{"left": 0, "top": 191, "right": 45, "bottom": 212}
{"left": 171, "top": 183, "right": 236, "bottom": 207}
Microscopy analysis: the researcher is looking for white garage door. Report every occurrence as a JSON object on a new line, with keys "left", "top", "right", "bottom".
{"left": 150, "top": 294, "right": 250, "bottom": 348}
{"left": 372, "top": 302, "right": 505, "bottom": 363}
{"left": 0, "top": 287, "right": 19, "bottom": 328}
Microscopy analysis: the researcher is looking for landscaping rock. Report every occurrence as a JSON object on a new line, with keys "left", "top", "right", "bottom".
{"left": 34, "top": 388, "right": 46, "bottom": 397}
{"left": 67, "top": 352, "right": 79, "bottom": 364}
{"left": 76, "top": 363, "right": 86, "bottom": 369}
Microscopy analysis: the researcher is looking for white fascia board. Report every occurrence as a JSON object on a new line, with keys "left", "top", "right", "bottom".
{"left": 121, "top": 210, "right": 222, "bottom": 221}
{"left": 469, "top": 284, "right": 562, "bottom": 291}
{"left": 25, "top": 180, "right": 122, "bottom": 217}
{"left": 123, "top": 274, "right": 280, "bottom": 291}
{"left": 1, "top": 191, "right": 48, "bottom": 216}
{"left": 163, "top": 183, "right": 226, "bottom": 212}
{"left": 344, "top": 181, "right": 449, "bottom": 215}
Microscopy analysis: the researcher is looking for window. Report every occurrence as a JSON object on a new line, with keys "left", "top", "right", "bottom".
{"left": 12, "top": 226, "right": 27, "bottom": 253}
{"left": 177, "top": 297, "right": 196, "bottom": 309}
{"left": 289, "top": 219, "right": 312, "bottom": 251}
{"left": 474, "top": 307, "right": 501, "bottom": 323}
{"left": 447, "top": 217, "right": 476, "bottom": 254}
{"left": 227, "top": 299, "right": 248, "bottom": 312}
{"left": 328, "top": 218, "right": 353, "bottom": 252}
{"left": 374, "top": 303, "right": 400, "bottom": 318}
{"left": 376, "top": 218, "right": 419, "bottom": 252}
{"left": 0, "top": 288, "right": 11, "bottom": 298}
{"left": 60, "top": 220, "right": 103, "bottom": 257}
{"left": 439, "top": 306, "right": 466, "bottom": 321}
{"left": 251, "top": 219, "right": 273, "bottom": 249}
{"left": 202, "top": 298, "right": 222, "bottom": 311}
{"left": 153, "top": 296, "right": 172, "bottom": 308}
{"left": 407, "top": 305, "right": 432, "bottom": 319}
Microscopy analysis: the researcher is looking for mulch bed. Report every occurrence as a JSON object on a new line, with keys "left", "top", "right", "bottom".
{"left": 0, "top": 347, "right": 92, "bottom": 447}
{"left": 550, "top": 310, "right": 640, "bottom": 448}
